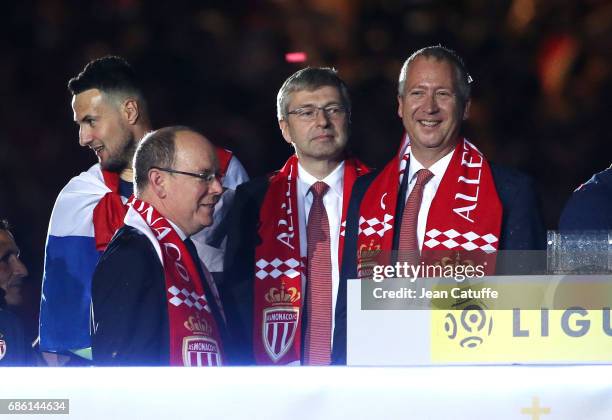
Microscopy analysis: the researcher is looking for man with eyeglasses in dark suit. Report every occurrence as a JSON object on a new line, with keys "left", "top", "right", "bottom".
{"left": 91, "top": 126, "right": 227, "bottom": 366}
{"left": 40, "top": 56, "right": 248, "bottom": 366}
{"left": 222, "top": 67, "right": 369, "bottom": 366}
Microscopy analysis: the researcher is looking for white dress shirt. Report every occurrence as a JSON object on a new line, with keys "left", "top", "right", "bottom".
{"left": 297, "top": 161, "right": 345, "bottom": 347}
{"left": 404, "top": 150, "right": 454, "bottom": 250}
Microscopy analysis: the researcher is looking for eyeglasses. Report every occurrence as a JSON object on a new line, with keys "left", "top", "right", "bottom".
{"left": 287, "top": 105, "right": 347, "bottom": 121}
{"left": 151, "top": 166, "right": 218, "bottom": 182}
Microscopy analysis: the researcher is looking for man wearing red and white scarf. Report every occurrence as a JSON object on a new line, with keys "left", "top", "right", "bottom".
{"left": 223, "top": 68, "right": 369, "bottom": 365}
{"left": 91, "top": 126, "right": 227, "bottom": 366}
{"left": 336, "top": 46, "right": 546, "bottom": 364}
{"left": 40, "top": 56, "right": 247, "bottom": 365}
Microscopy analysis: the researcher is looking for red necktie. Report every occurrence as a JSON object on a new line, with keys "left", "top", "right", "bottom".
{"left": 303, "top": 181, "right": 332, "bottom": 365}
{"left": 398, "top": 169, "right": 434, "bottom": 265}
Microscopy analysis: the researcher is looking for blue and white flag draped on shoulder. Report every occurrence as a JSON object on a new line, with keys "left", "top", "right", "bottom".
{"left": 39, "top": 164, "right": 112, "bottom": 353}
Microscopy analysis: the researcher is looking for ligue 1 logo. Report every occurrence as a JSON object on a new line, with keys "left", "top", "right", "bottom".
{"left": 443, "top": 304, "right": 493, "bottom": 348}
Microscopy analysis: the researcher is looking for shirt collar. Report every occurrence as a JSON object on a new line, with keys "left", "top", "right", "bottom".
{"left": 407, "top": 147, "right": 454, "bottom": 184}
{"left": 297, "top": 161, "right": 345, "bottom": 197}
{"left": 167, "top": 218, "right": 188, "bottom": 241}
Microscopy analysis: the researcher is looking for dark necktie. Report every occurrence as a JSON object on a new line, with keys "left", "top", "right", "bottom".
{"left": 398, "top": 169, "right": 434, "bottom": 265}
{"left": 303, "top": 181, "right": 332, "bottom": 365}
{"left": 183, "top": 238, "right": 226, "bottom": 326}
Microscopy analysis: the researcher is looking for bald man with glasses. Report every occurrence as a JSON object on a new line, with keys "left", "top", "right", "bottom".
{"left": 91, "top": 126, "right": 227, "bottom": 366}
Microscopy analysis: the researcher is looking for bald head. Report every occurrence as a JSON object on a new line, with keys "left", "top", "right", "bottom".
{"left": 133, "top": 126, "right": 223, "bottom": 235}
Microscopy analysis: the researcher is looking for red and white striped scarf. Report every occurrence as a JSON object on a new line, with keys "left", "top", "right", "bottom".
{"left": 252, "top": 155, "right": 369, "bottom": 364}
{"left": 126, "top": 197, "right": 225, "bottom": 366}
{"left": 357, "top": 136, "right": 502, "bottom": 275}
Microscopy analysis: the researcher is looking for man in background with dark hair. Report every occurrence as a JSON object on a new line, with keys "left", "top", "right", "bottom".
{"left": 0, "top": 219, "right": 28, "bottom": 309}
{"left": 92, "top": 126, "right": 226, "bottom": 366}
{"left": 40, "top": 56, "right": 247, "bottom": 364}
{"left": 40, "top": 56, "right": 151, "bottom": 364}
{"left": 223, "top": 67, "right": 368, "bottom": 366}
{"left": 0, "top": 219, "right": 33, "bottom": 366}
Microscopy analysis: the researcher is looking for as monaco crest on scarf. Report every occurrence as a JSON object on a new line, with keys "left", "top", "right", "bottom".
{"left": 182, "top": 315, "right": 222, "bottom": 366}
{"left": 125, "top": 198, "right": 225, "bottom": 366}
{"left": 253, "top": 155, "right": 369, "bottom": 364}
{"left": 262, "top": 285, "right": 301, "bottom": 362}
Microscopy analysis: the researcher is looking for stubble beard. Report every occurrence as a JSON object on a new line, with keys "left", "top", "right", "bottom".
{"left": 101, "top": 132, "right": 137, "bottom": 173}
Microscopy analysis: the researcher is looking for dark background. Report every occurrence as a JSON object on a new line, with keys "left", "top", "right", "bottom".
{"left": 1, "top": 0, "right": 611, "bottom": 340}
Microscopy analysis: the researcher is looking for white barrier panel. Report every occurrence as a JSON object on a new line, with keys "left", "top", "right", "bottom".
{"left": 0, "top": 366, "right": 611, "bottom": 419}
{"left": 348, "top": 277, "right": 612, "bottom": 365}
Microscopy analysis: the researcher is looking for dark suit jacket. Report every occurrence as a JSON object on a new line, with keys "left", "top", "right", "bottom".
{"left": 332, "top": 163, "right": 546, "bottom": 364}
{"left": 223, "top": 174, "right": 358, "bottom": 365}
{"left": 222, "top": 177, "right": 272, "bottom": 365}
{"left": 0, "top": 305, "right": 32, "bottom": 366}
{"left": 560, "top": 167, "right": 612, "bottom": 230}
{"left": 91, "top": 225, "right": 226, "bottom": 366}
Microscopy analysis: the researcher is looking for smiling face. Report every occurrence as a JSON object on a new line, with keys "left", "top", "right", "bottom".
{"left": 279, "top": 86, "right": 349, "bottom": 167}
{"left": 397, "top": 56, "right": 469, "bottom": 165}
{"left": 0, "top": 230, "right": 28, "bottom": 307}
{"left": 72, "top": 88, "right": 136, "bottom": 172}
{"left": 157, "top": 131, "right": 224, "bottom": 236}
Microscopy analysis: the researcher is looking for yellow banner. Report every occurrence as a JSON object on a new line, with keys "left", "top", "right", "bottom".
{"left": 431, "top": 308, "right": 612, "bottom": 362}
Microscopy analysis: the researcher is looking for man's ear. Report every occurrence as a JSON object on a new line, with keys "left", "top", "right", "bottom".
{"left": 148, "top": 168, "right": 167, "bottom": 199}
{"left": 462, "top": 99, "right": 471, "bottom": 120}
{"left": 279, "top": 119, "right": 293, "bottom": 145}
{"left": 397, "top": 95, "right": 404, "bottom": 119}
{"left": 123, "top": 98, "right": 140, "bottom": 125}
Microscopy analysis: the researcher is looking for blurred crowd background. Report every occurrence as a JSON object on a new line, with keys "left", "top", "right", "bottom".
{"left": 1, "top": 0, "right": 611, "bottom": 341}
